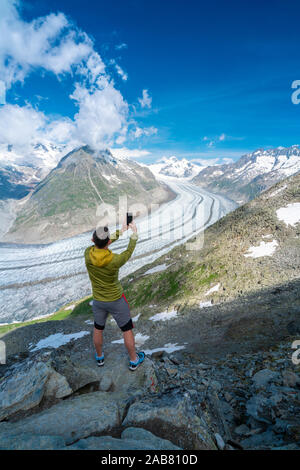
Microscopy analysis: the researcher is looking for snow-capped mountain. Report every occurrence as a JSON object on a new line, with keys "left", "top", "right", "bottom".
{"left": 0, "top": 140, "right": 70, "bottom": 177}
{"left": 3, "top": 146, "right": 172, "bottom": 243}
{"left": 0, "top": 140, "right": 73, "bottom": 201}
{"left": 0, "top": 162, "right": 43, "bottom": 200}
{"left": 192, "top": 146, "right": 300, "bottom": 203}
{"left": 149, "top": 156, "right": 203, "bottom": 179}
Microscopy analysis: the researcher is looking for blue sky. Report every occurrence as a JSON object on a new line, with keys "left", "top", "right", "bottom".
{"left": 1, "top": 0, "right": 300, "bottom": 164}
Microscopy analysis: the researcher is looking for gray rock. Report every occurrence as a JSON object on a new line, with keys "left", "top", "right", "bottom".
{"left": 0, "top": 391, "right": 126, "bottom": 445}
{"left": 165, "top": 367, "right": 178, "bottom": 377}
{"left": 54, "top": 361, "right": 100, "bottom": 392}
{"left": 44, "top": 369, "right": 72, "bottom": 399}
{"left": 121, "top": 427, "right": 180, "bottom": 449}
{"left": 241, "top": 430, "right": 284, "bottom": 449}
{"left": 282, "top": 371, "right": 300, "bottom": 388}
{"left": 66, "top": 436, "right": 153, "bottom": 450}
{"left": 0, "top": 359, "right": 73, "bottom": 421}
{"left": 211, "top": 380, "right": 222, "bottom": 392}
{"left": 252, "top": 369, "right": 279, "bottom": 388}
{"left": 55, "top": 352, "right": 158, "bottom": 395}
{"left": 0, "top": 361, "right": 50, "bottom": 421}
{"left": 272, "top": 444, "right": 300, "bottom": 450}
{"left": 123, "top": 392, "right": 216, "bottom": 450}
{"left": 66, "top": 428, "right": 181, "bottom": 450}
{"left": 234, "top": 424, "right": 251, "bottom": 436}
{"left": 214, "top": 432, "right": 226, "bottom": 450}
{"left": 224, "top": 392, "right": 233, "bottom": 402}
{"left": 246, "top": 395, "right": 273, "bottom": 424}
{"left": 99, "top": 374, "right": 113, "bottom": 392}
{"left": 0, "top": 433, "right": 65, "bottom": 450}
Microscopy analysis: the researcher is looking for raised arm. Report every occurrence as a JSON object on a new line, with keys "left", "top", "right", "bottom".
{"left": 113, "top": 222, "right": 138, "bottom": 268}
{"left": 109, "top": 229, "right": 122, "bottom": 244}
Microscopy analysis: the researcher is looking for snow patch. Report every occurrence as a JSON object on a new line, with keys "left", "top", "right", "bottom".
{"left": 269, "top": 185, "right": 287, "bottom": 197}
{"left": 111, "top": 332, "right": 149, "bottom": 347}
{"left": 132, "top": 313, "right": 141, "bottom": 322}
{"left": 205, "top": 283, "right": 220, "bottom": 296}
{"left": 30, "top": 331, "right": 90, "bottom": 351}
{"left": 149, "top": 309, "right": 177, "bottom": 322}
{"left": 143, "top": 263, "right": 168, "bottom": 275}
{"left": 144, "top": 343, "right": 186, "bottom": 355}
{"left": 199, "top": 300, "right": 213, "bottom": 308}
{"left": 244, "top": 240, "right": 278, "bottom": 258}
{"left": 276, "top": 203, "right": 300, "bottom": 227}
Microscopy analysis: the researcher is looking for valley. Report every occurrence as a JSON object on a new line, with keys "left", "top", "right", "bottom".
{"left": 0, "top": 179, "right": 236, "bottom": 325}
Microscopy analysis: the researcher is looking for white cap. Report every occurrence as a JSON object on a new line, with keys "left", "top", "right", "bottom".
{"left": 95, "top": 225, "right": 110, "bottom": 240}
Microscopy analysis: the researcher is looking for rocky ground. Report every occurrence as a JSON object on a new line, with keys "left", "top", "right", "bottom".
{"left": 0, "top": 281, "right": 299, "bottom": 450}
{"left": 0, "top": 172, "right": 299, "bottom": 450}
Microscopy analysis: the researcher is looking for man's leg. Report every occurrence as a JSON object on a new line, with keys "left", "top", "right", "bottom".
{"left": 123, "top": 329, "right": 138, "bottom": 362}
{"left": 93, "top": 327, "right": 103, "bottom": 357}
{"left": 92, "top": 300, "right": 108, "bottom": 358}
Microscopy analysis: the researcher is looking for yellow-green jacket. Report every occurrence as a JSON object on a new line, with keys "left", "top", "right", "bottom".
{"left": 84, "top": 230, "right": 138, "bottom": 301}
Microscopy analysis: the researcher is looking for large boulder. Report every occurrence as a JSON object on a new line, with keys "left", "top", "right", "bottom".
{"left": 252, "top": 369, "right": 280, "bottom": 389}
{"left": 0, "top": 391, "right": 126, "bottom": 445}
{"left": 122, "top": 391, "right": 216, "bottom": 450}
{"left": 66, "top": 427, "right": 181, "bottom": 450}
{"left": 0, "top": 360, "right": 72, "bottom": 421}
{"left": 246, "top": 394, "right": 274, "bottom": 424}
{"left": 53, "top": 350, "right": 159, "bottom": 396}
{"left": 52, "top": 358, "right": 100, "bottom": 393}
{"left": 43, "top": 369, "right": 72, "bottom": 399}
{"left": 0, "top": 433, "right": 65, "bottom": 450}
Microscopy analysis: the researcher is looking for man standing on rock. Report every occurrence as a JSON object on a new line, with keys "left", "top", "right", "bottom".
{"left": 85, "top": 221, "right": 145, "bottom": 371}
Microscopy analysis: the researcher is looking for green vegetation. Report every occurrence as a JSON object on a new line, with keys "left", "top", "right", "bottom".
{"left": 0, "top": 296, "right": 93, "bottom": 336}
{"left": 4, "top": 172, "right": 298, "bottom": 335}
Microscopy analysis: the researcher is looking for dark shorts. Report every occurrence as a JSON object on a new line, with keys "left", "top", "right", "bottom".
{"left": 92, "top": 294, "right": 133, "bottom": 332}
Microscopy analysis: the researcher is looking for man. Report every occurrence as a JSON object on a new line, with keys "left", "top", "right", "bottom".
{"left": 84, "top": 221, "right": 145, "bottom": 371}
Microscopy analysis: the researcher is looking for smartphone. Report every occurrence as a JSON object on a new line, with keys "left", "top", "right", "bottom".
{"left": 126, "top": 212, "right": 133, "bottom": 225}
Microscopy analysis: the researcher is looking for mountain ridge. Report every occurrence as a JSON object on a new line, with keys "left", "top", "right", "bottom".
{"left": 3, "top": 146, "right": 174, "bottom": 244}
{"left": 122, "top": 171, "right": 300, "bottom": 311}
{"left": 192, "top": 145, "right": 300, "bottom": 203}
{"left": 148, "top": 155, "right": 203, "bottom": 179}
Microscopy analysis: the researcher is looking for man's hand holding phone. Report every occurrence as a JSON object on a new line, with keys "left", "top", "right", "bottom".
{"left": 129, "top": 220, "right": 137, "bottom": 233}
{"left": 121, "top": 213, "right": 137, "bottom": 234}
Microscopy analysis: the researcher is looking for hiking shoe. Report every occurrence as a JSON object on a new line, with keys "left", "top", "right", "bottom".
{"left": 95, "top": 353, "right": 105, "bottom": 367}
{"left": 129, "top": 351, "right": 145, "bottom": 371}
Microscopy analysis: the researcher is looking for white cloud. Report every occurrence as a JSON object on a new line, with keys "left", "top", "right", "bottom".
{"left": 0, "top": 0, "right": 154, "bottom": 159}
{"left": 110, "top": 147, "right": 151, "bottom": 159}
{"left": 115, "top": 43, "right": 127, "bottom": 50}
{"left": 115, "top": 64, "right": 128, "bottom": 81}
{"left": 190, "top": 157, "right": 221, "bottom": 166}
{"left": 202, "top": 133, "right": 226, "bottom": 147}
{"left": 0, "top": 1, "right": 94, "bottom": 87}
{"left": 133, "top": 126, "right": 158, "bottom": 139}
{"left": 190, "top": 157, "right": 236, "bottom": 166}
{"left": 70, "top": 79, "right": 129, "bottom": 149}
{"left": 0, "top": 104, "right": 46, "bottom": 149}
{"left": 138, "top": 89, "right": 152, "bottom": 108}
